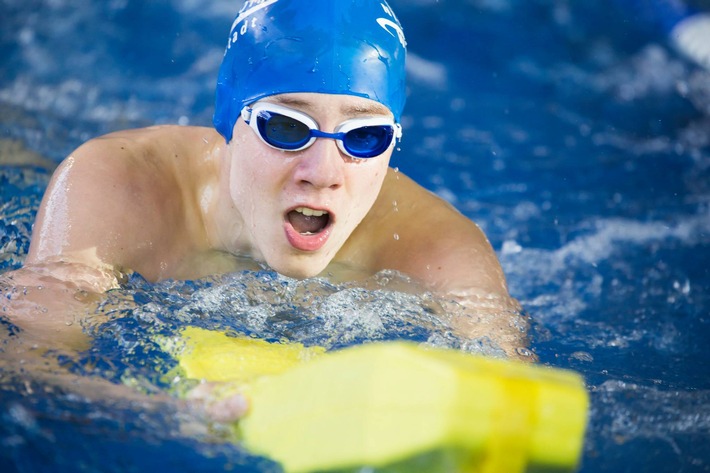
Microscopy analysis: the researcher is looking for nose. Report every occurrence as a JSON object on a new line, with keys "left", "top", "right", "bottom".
{"left": 292, "top": 138, "right": 345, "bottom": 190}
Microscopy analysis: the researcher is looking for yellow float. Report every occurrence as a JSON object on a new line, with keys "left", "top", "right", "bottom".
{"left": 172, "top": 327, "right": 588, "bottom": 473}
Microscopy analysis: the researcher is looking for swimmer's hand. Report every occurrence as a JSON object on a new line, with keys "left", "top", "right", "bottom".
{"left": 0, "top": 265, "right": 110, "bottom": 351}
{"left": 185, "top": 381, "right": 249, "bottom": 423}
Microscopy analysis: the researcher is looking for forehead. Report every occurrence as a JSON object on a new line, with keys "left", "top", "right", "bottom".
{"left": 262, "top": 93, "right": 394, "bottom": 119}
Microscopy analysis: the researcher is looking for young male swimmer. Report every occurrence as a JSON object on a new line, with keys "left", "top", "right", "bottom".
{"left": 4, "top": 1, "right": 526, "bottom": 358}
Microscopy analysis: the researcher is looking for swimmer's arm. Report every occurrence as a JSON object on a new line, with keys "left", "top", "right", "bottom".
{"left": 3, "top": 138, "right": 141, "bottom": 344}
{"left": 390, "top": 208, "right": 509, "bottom": 297}
{"left": 1, "top": 267, "right": 244, "bottom": 426}
{"left": 388, "top": 203, "right": 529, "bottom": 353}
{"left": 27, "top": 139, "right": 126, "bottom": 281}
{"left": 25, "top": 132, "right": 180, "bottom": 287}
{"left": 393, "top": 217, "right": 529, "bottom": 359}
{"left": 362, "top": 170, "right": 529, "bottom": 358}
{"left": 365, "top": 170, "right": 509, "bottom": 295}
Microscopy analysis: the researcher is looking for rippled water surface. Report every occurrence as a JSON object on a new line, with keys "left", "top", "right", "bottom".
{"left": 2, "top": 0, "right": 709, "bottom": 472}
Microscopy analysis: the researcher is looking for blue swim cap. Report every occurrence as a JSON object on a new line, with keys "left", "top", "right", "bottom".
{"left": 214, "top": 0, "right": 407, "bottom": 142}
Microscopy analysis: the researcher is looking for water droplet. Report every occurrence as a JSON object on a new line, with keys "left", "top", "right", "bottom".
{"left": 516, "top": 347, "right": 533, "bottom": 358}
{"left": 393, "top": 233, "right": 399, "bottom": 241}
{"left": 569, "top": 351, "right": 593, "bottom": 362}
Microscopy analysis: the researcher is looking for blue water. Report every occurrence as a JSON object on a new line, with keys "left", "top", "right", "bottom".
{"left": 1, "top": 0, "right": 709, "bottom": 472}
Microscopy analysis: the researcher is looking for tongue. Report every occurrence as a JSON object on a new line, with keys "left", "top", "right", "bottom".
{"left": 288, "top": 211, "right": 328, "bottom": 234}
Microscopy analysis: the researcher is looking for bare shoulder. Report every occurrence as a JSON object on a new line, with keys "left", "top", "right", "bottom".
{"left": 74, "top": 125, "right": 218, "bottom": 170}
{"left": 26, "top": 125, "right": 221, "bottom": 279}
{"left": 45, "top": 125, "right": 217, "bottom": 183}
{"left": 345, "top": 168, "right": 509, "bottom": 297}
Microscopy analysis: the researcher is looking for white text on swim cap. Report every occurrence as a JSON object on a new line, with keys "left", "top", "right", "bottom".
{"left": 378, "top": 2, "right": 406, "bottom": 48}
{"left": 230, "top": 0, "right": 279, "bottom": 36}
{"left": 376, "top": 18, "right": 406, "bottom": 48}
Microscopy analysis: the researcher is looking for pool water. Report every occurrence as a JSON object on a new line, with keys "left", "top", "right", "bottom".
{"left": 1, "top": 0, "right": 709, "bottom": 472}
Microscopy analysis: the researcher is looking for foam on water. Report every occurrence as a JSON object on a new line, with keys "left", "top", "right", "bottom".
{"left": 588, "top": 380, "right": 710, "bottom": 469}
{"left": 76, "top": 269, "right": 513, "bottom": 388}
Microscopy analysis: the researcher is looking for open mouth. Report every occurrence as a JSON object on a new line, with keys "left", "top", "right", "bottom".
{"left": 286, "top": 207, "right": 331, "bottom": 235}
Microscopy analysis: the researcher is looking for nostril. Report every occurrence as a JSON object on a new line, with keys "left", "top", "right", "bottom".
{"left": 297, "top": 178, "right": 340, "bottom": 190}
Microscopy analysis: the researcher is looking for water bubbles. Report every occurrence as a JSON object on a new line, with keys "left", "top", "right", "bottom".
{"left": 7, "top": 403, "right": 37, "bottom": 431}
{"left": 672, "top": 279, "right": 691, "bottom": 296}
{"left": 516, "top": 347, "right": 535, "bottom": 359}
{"left": 500, "top": 240, "right": 522, "bottom": 255}
{"left": 569, "top": 351, "right": 594, "bottom": 363}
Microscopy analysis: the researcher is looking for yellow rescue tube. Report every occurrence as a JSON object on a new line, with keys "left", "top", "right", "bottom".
{"left": 176, "top": 327, "right": 588, "bottom": 473}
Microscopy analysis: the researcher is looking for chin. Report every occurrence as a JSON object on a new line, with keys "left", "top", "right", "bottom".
{"left": 269, "top": 257, "right": 329, "bottom": 280}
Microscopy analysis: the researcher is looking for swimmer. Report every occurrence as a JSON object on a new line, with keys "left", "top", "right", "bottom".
{"left": 2, "top": 1, "right": 526, "bottom": 361}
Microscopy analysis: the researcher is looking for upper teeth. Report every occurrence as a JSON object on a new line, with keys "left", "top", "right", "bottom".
{"left": 295, "top": 207, "right": 328, "bottom": 217}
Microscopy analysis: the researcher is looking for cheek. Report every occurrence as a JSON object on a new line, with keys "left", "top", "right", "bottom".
{"left": 228, "top": 145, "right": 295, "bottom": 239}
{"left": 361, "top": 160, "right": 389, "bottom": 196}
{"left": 347, "top": 160, "right": 389, "bottom": 216}
{"left": 228, "top": 138, "right": 271, "bottom": 203}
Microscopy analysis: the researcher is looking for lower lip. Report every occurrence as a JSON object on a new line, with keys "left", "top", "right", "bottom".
{"left": 284, "top": 221, "right": 332, "bottom": 252}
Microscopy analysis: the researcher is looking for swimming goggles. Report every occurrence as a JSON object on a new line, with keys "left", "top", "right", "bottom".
{"left": 240, "top": 102, "right": 402, "bottom": 159}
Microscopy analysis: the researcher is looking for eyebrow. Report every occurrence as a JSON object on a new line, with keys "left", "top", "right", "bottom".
{"left": 270, "top": 96, "right": 392, "bottom": 118}
{"left": 342, "top": 102, "right": 391, "bottom": 117}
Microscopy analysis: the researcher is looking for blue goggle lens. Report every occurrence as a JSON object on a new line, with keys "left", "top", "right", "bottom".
{"left": 257, "top": 112, "right": 312, "bottom": 150}
{"left": 344, "top": 126, "right": 394, "bottom": 158}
